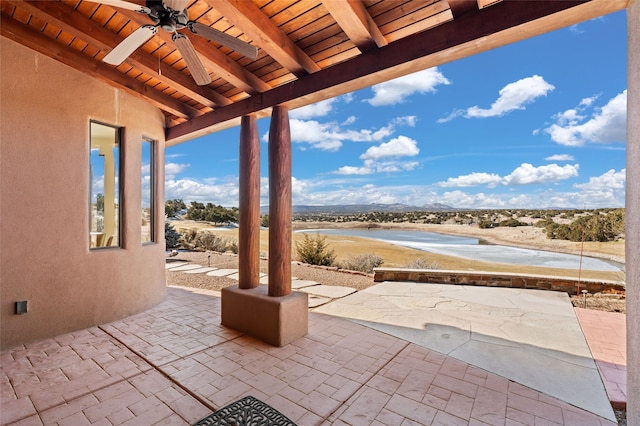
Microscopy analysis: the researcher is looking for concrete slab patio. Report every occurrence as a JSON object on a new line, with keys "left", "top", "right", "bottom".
{"left": 0, "top": 286, "right": 618, "bottom": 425}
{"left": 314, "top": 281, "right": 616, "bottom": 422}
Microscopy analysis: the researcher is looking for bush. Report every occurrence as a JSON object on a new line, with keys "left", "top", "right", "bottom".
{"left": 165, "top": 222, "right": 181, "bottom": 249}
{"left": 404, "top": 258, "right": 439, "bottom": 269}
{"left": 338, "top": 254, "right": 383, "bottom": 273}
{"left": 295, "top": 233, "right": 336, "bottom": 266}
{"left": 177, "top": 229, "right": 236, "bottom": 252}
{"left": 499, "top": 218, "right": 527, "bottom": 227}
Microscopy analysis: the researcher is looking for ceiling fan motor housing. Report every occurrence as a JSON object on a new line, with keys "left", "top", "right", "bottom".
{"left": 147, "top": 0, "right": 188, "bottom": 32}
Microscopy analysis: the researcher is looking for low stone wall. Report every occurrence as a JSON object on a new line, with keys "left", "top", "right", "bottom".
{"left": 373, "top": 268, "right": 625, "bottom": 295}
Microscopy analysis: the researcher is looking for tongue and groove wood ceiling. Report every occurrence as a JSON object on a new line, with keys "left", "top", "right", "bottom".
{"left": 0, "top": 0, "right": 628, "bottom": 144}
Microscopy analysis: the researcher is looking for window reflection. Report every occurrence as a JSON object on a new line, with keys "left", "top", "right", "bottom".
{"left": 90, "top": 121, "right": 121, "bottom": 249}
{"left": 141, "top": 138, "right": 155, "bottom": 244}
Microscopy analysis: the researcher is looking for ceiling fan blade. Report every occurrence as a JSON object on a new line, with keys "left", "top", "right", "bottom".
{"left": 187, "top": 21, "right": 258, "bottom": 61}
{"left": 84, "top": 0, "right": 151, "bottom": 13}
{"left": 104, "top": 25, "right": 157, "bottom": 65}
{"left": 164, "top": 0, "right": 190, "bottom": 12}
{"left": 172, "top": 32, "right": 211, "bottom": 86}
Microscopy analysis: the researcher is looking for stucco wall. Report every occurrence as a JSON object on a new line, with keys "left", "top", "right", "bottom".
{"left": 0, "top": 38, "right": 167, "bottom": 349}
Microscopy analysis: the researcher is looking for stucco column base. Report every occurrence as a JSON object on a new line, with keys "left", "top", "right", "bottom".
{"left": 221, "top": 286, "right": 308, "bottom": 347}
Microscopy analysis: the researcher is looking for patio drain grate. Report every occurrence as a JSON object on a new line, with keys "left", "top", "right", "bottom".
{"left": 193, "top": 395, "right": 297, "bottom": 426}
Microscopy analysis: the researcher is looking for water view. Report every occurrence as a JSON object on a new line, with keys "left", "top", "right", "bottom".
{"left": 298, "top": 228, "right": 622, "bottom": 272}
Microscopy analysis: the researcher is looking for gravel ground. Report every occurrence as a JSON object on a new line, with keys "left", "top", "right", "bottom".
{"left": 166, "top": 251, "right": 374, "bottom": 292}
{"left": 167, "top": 250, "right": 626, "bottom": 314}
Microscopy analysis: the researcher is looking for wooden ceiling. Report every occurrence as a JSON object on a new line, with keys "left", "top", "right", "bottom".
{"left": 1, "top": 0, "right": 629, "bottom": 144}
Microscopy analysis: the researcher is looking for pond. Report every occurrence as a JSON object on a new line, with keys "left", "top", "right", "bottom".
{"left": 297, "top": 228, "right": 622, "bottom": 272}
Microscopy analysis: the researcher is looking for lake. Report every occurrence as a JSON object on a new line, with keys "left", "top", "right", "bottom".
{"left": 297, "top": 228, "right": 622, "bottom": 272}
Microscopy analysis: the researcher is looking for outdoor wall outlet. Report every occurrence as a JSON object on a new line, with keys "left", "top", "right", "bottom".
{"left": 15, "top": 300, "right": 28, "bottom": 315}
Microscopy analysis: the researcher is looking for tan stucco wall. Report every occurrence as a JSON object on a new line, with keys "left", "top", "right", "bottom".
{"left": 0, "top": 38, "right": 167, "bottom": 349}
{"left": 627, "top": 1, "right": 639, "bottom": 424}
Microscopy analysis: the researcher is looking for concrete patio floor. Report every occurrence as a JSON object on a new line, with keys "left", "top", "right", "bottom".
{"left": 1, "top": 285, "right": 620, "bottom": 425}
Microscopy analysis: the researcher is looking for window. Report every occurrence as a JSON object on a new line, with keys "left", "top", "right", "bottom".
{"left": 90, "top": 121, "right": 121, "bottom": 249}
{"left": 141, "top": 138, "right": 155, "bottom": 244}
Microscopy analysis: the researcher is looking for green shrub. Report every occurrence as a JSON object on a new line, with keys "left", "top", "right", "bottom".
{"left": 338, "top": 254, "right": 383, "bottom": 273}
{"left": 165, "top": 222, "right": 181, "bottom": 249}
{"left": 295, "top": 233, "right": 336, "bottom": 266}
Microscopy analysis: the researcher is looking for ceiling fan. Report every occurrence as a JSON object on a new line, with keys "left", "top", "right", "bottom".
{"left": 91, "top": 0, "right": 258, "bottom": 86}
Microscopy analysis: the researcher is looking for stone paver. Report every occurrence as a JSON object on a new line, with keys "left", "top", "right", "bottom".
{"left": 165, "top": 262, "right": 187, "bottom": 269}
{"left": 0, "top": 286, "right": 619, "bottom": 426}
{"left": 167, "top": 264, "right": 203, "bottom": 271}
{"left": 298, "top": 284, "right": 357, "bottom": 298}
{"left": 307, "top": 295, "right": 332, "bottom": 308}
{"left": 206, "top": 268, "right": 238, "bottom": 277}
{"left": 183, "top": 267, "right": 219, "bottom": 274}
{"left": 291, "top": 279, "right": 320, "bottom": 289}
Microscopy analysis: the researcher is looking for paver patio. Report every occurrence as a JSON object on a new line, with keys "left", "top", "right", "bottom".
{"left": 1, "top": 286, "right": 619, "bottom": 425}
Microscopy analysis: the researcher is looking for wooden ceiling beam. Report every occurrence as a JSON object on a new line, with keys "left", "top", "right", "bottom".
{"left": 321, "top": 0, "right": 387, "bottom": 52}
{"left": 0, "top": 12, "right": 199, "bottom": 119}
{"left": 448, "top": 0, "right": 479, "bottom": 19}
{"left": 205, "top": 0, "right": 321, "bottom": 77}
{"left": 167, "top": 0, "right": 617, "bottom": 142}
{"left": 13, "top": 0, "right": 223, "bottom": 109}
{"left": 116, "top": 8, "right": 271, "bottom": 95}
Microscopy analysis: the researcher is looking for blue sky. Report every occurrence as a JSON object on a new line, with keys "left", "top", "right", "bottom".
{"left": 165, "top": 10, "right": 627, "bottom": 210}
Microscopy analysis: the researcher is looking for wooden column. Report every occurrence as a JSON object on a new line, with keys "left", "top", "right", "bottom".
{"left": 238, "top": 115, "right": 260, "bottom": 289}
{"left": 268, "top": 106, "right": 292, "bottom": 297}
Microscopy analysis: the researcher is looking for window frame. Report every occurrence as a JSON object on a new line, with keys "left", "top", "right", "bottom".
{"left": 89, "top": 120, "right": 123, "bottom": 250}
{"left": 141, "top": 137, "right": 156, "bottom": 245}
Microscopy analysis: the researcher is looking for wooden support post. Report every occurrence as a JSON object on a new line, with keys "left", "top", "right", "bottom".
{"left": 268, "top": 106, "right": 292, "bottom": 297}
{"left": 238, "top": 115, "right": 260, "bottom": 289}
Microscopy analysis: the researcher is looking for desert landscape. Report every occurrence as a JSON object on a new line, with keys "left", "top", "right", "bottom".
{"left": 167, "top": 213, "right": 626, "bottom": 313}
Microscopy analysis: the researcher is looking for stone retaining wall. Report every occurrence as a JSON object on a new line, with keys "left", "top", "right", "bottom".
{"left": 373, "top": 268, "right": 625, "bottom": 295}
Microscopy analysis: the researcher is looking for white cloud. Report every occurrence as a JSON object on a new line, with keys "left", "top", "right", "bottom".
{"left": 438, "top": 163, "right": 579, "bottom": 188}
{"left": 360, "top": 136, "right": 419, "bottom": 161}
{"left": 164, "top": 177, "right": 239, "bottom": 206}
{"left": 290, "top": 98, "right": 337, "bottom": 119}
{"left": 502, "top": 163, "right": 579, "bottom": 185}
{"left": 165, "top": 162, "right": 190, "bottom": 178}
{"left": 545, "top": 90, "right": 627, "bottom": 146}
{"left": 439, "top": 172, "right": 502, "bottom": 188}
{"left": 335, "top": 136, "right": 420, "bottom": 175}
{"left": 365, "top": 68, "right": 450, "bottom": 106}
{"left": 574, "top": 168, "right": 625, "bottom": 191}
{"left": 545, "top": 154, "right": 575, "bottom": 161}
{"left": 277, "top": 114, "right": 416, "bottom": 152}
{"left": 439, "top": 75, "right": 554, "bottom": 122}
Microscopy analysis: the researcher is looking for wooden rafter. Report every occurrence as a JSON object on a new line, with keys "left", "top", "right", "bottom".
{"left": 13, "top": 1, "right": 221, "bottom": 109}
{"left": 0, "top": 11, "right": 199, "bottom": 119}
{"left": 204, "top": 0, "right": 321, "bottom": 77}
{"left": 321, "top": 0, "right": 387, "bottom": 52}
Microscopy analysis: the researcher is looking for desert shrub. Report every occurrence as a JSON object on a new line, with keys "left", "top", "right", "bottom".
{"left": 499, "top": 218, "right": 527, "bottom": 227}
{"left": 478, "top": 220, "right": 494, "bottom": 229}
{"left": 165, "top": 222, "right": 181, "bottom": 249}
{"left": 228, "top": 240, "right": 238, "bottom": 254}
{"left": 404, "top": 258, "right": 439, "bottom": 269}
{"left": 193, "top": 232, "right": 232, "bottom": 252}
{"left": 295, "top": 233, "right": 336, "bottom": 266}
{"left": 338, "top": 254, "right": 383, "bottom": 273}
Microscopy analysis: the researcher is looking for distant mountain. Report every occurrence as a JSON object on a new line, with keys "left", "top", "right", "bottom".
{"left": 259, "top": 203, "right": 455, "bottom": 214}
